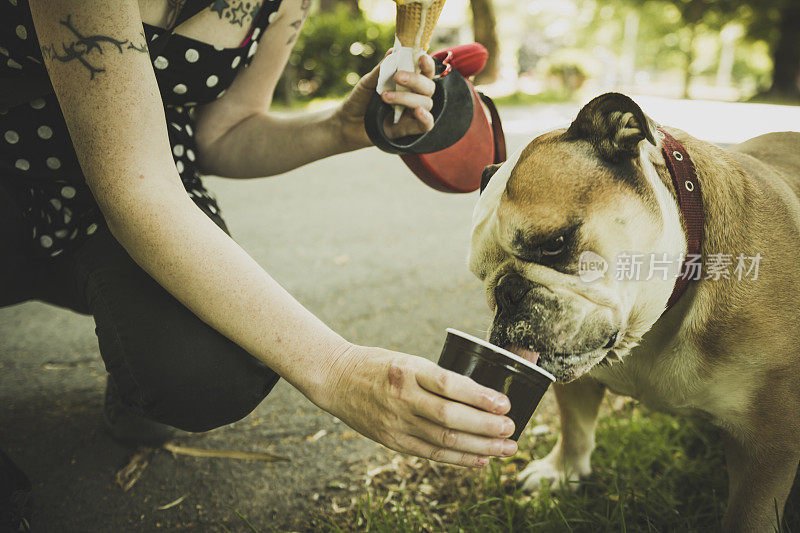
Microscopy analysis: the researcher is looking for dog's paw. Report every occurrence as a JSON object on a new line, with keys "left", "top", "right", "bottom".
{"left": 517, "top": 455, "right": 588, "bottom": 493}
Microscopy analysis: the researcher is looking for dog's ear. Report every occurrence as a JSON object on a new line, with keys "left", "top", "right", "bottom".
{"left": 480, "top": 163, "right": 502, "bottom": 194}
{"left": 566, "top": 93, "right": 657, "bottom": 163}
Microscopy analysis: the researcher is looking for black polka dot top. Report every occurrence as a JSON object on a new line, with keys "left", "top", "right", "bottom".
{"left": 0, "top": 0, "right": 283, "bottom": 259}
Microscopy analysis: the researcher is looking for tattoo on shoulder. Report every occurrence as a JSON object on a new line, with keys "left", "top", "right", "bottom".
{"left": 40, "top": 14, "right": 149, "bottom": 80}
{"left": 210, "top": 0, "right": 264, "bottom": 27}
{"left": 166, "top": 0, "right": 187, "bottom": 29}
{"left": 286, "top": 0, "right": 311, "bottom": 45}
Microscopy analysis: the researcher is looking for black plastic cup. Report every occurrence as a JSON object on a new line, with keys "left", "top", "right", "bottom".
{"left": 437, "top": 328, "right": 555, "bottom": 441}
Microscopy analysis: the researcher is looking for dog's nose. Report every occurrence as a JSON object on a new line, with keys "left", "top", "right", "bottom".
{"left": 495, "top": 273, "right": 531, "bottom": 313}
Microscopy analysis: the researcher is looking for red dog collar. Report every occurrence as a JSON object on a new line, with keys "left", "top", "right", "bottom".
{"left": 659, "top": 128, "right": 704, "bottom": 312}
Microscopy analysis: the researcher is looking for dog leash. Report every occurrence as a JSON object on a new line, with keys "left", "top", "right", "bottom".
{"left": 658, "top": 128, "right": 704, "bottom": 312}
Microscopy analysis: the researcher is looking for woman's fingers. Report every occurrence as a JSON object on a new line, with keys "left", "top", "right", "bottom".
{"left": 410, "top": 415, "right": 518, "bottom": 458}
{"left": 381, "top": 90, "right": 432, "bottom": 111}
{"left": 394, "top": 70, "right": 436, "bottom": 96}
{"left": 382, "top": 107, "right": 433, "bottom": 139}
{"left": 412, "top": 388, "right": 515, "bottom": 438}
{"left": 419, "top": 53, "right": 435, "bottom": 78}
{"left": 415, "top": 362, "right": 511, "bottom": 415}
{"left": 400, "top": 434, "right": 490, "bottom": 467}
{"left": 413, "top": 107, "right": 434, "bottom": 131}
{"left": 377, "top": 54, "right": 436, "bottom": 139}
{"left": 327, "top": 347, "right": 517, "bottom": 467}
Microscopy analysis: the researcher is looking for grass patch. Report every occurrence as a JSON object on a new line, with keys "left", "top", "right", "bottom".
{"left": 489, "top": 90, "right": 578, "bottom": 107}
{"left": 745, "top": 92, "right": 800, "bottom": 106}
{"left": 319, "top": 403, "right": 800, "bottom": 532}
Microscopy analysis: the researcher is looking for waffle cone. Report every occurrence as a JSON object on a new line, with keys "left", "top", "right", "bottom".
{"left": 395, "top": 0, "right": 446, "bottom": 52}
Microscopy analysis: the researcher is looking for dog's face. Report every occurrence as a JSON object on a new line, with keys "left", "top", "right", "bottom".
{"left": 470, "top": 93, "right": 686, "bottom": 382}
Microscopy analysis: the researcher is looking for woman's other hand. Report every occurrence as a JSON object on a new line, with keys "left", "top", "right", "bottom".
{"left": 336, "top": 53, "right": 436, "bottom": 151}
{"left": 313, "top": 343, "right": 518, "bottom": 467}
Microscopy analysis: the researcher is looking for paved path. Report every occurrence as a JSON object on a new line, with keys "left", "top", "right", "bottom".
{"left": 1, "top": 98, "right": 797, "bottom": 531}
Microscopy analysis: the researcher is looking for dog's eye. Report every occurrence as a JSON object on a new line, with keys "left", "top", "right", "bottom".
{"left": 512, "top": 228, "right": 576, "bottom": 264}
{"left": 541, "top": 235, "right": 566, "bottom": 256}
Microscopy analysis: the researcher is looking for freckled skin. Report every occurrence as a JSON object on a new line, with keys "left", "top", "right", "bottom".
{"left": 387, "top": 365, "right": 404, "bottom": 390}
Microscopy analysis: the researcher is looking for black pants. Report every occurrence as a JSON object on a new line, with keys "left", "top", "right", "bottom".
{"left": 0, "top": 184, "right": 280, "bottom": 432}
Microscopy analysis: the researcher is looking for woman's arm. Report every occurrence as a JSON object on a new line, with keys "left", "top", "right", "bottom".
{"left": 193, "top": 0, "right": 435, "bottom": 178}
{"left": 28, "top": 0, "right": 517, "bottom": 467}
{"left": 28, "top": 0, "right": 345, "bottom": 398}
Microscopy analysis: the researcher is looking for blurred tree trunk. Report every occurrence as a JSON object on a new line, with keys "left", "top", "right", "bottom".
{"left": 319, "top": 0, "right": 360, "bottom": 14}
{"left": 682, "top": 25, "right": 697, "bottom": 99}
{"left": 716, "top": 24, "right": 740, "bottom": 88}
{"left": 619, "top": 10, "right": 639, "bottom": 87}
{"left": 469, "top": 0, "right": 499, "bottom": 84}
{"left": 768, "top": 3, "right": 800, "bottom": 97}
{"left": 677, "top": 0, "right": 705, "bottom": 100}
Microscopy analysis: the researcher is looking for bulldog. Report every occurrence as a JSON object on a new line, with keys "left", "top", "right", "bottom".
{"left": 468, "top": 92, "right": 800, "bottom": 531}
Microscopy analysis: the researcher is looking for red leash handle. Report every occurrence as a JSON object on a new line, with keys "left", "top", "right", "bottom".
{"left": 432, "top": 43, "right": 488, "bottom": 78}
{"left": 438, "top": 50, "right": 453, "bottom": 77}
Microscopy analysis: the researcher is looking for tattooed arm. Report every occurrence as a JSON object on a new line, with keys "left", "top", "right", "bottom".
{"left": 39, "top": 15, "right": 147, "bottom": 79}
{"left": 193, "top": 0, "right": 436, "bottom": 178}
{"left": 27, "top": 0, "right": 353, "bottom": 400}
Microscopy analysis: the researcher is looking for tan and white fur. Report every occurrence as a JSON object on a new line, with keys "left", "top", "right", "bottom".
{"left": 469, "top": 93, "right": 800, "bottom": 532}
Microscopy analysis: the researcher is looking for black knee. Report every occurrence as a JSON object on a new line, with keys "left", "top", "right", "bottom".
{"left": 83, "top": 231, "right": 280, "bottom": 433}
{"left": 157, "top": 366, "right": 278, "bottom": 432}
{"left": 115, "top": 354, "right": 280, "bottom": 433}
{"left": 97, "top": 309, "right": 281, "bottom": 433}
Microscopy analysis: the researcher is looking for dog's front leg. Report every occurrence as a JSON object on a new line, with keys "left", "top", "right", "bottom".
{"left": 722, "top": 432, "right": 799, "bottom": 532}
{"left": 518, "top": 376, "right": 605, "bottom": 492}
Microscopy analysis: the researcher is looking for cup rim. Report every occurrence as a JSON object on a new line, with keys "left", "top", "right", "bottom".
{"left": 445, "top": 328, "right": 556, "bottom": 382}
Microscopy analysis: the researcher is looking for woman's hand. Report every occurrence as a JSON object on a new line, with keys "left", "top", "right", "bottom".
{"left": 314, "top": 343, "right": 518, "bottom": 467}
{"left": 336, "top": 54, "right": 437, "bottom": 151}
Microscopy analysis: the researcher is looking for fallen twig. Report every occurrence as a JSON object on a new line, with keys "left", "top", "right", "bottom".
{"left": 162, "top": 442, "right": 289, "bottom": 462}
{"left": 307, "top": 429, "right": 327, "bottom": 442}
{"left": 115, "top": 446, "right": 154, "bottom": 491}
{"left": 41, "top": 358, "right": 96, "bottom": 370}
{"left": 156, "top": 494, "right": 187, "bottom": 511}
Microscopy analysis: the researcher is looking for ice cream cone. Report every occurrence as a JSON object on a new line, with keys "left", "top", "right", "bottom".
{"left": 395, "top": 0, "right": 446, "bottom": 52}
{"left": 391, "top": 0, "right": 446, "bottom": 122}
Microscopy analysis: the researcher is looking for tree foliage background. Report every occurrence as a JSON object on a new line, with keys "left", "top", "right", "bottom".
{"left": 276, "top": 0, "right": 798, "bottom": 104}
{"left": 274, "top": 4, "right": 394, "bottom": 104}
